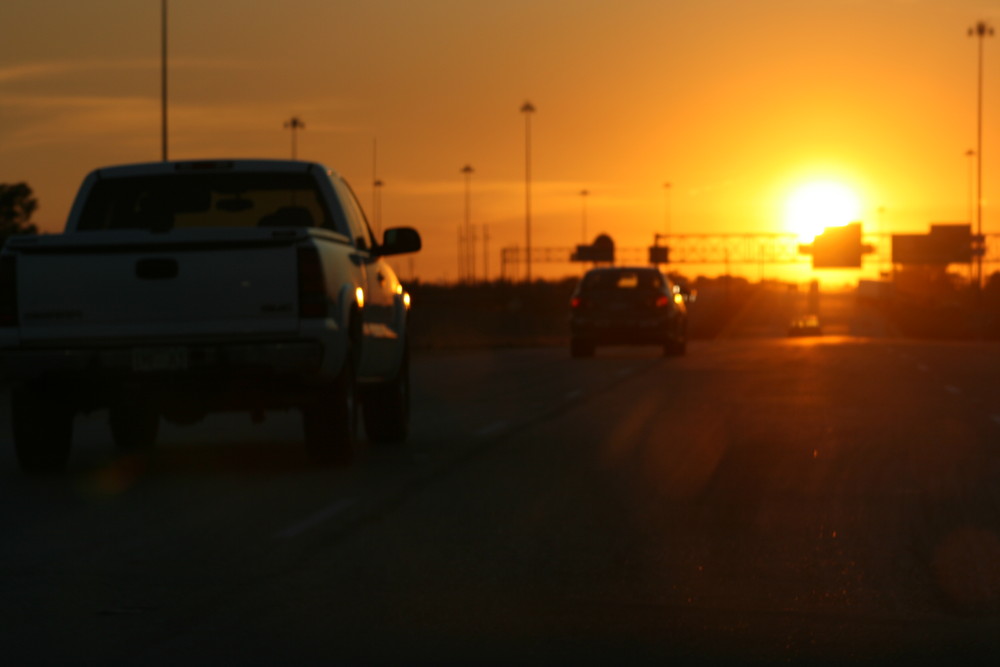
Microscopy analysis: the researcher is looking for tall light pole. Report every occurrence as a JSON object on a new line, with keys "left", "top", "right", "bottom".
{"left": 969, "top": 20, "right": 993, "bottom": 289}
{"left": 966, "top": 148, "right": 976, "bottom": 225}
{"left": 877, "top": 206, "right": 887, "bottom": 277}
{"left": 461, "top": 165, "right": 475, "bottom": 283}
{"left": 373, "top": 179, "right": 384, "bottom": 238}
{"left": 457, "top": 225, "right": 464, "bottom": 283}
{"left": 663, "top": 182, "right": 672, "bottom": 237}
{"left": 521, "top": 101, "right": 535, "bottom": 282}
{"left": 284, "top": 116, "right": 305, "bottom": 160}
{"left": 161, "top": 0, "right": 168, "bottom": 161}
{"left": 579, "top": 189, "right": 590, "bottom": 243}
{"left": 482, "top": 223, "right": 490, "bottom": 283}
{"left": 372, "top": 137, "right": 377, "bottom": 218}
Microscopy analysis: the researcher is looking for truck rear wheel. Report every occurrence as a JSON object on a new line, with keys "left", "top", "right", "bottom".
{"left": 303, "top": 357, "right": 358, "bottom": 466}
{"left": 362, "top": 348, "right": 410, "bottom": 444}
{"left": 109, "top": 403, "right": 160, "bottom": 450}
{"left": 12, "top": 389, "right": 74, "bottom": 474}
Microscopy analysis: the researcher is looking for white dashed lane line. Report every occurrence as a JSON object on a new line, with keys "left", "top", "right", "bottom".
{"left": 273, "top": 498, "right": 358, "bottom": 540}
{"left": 918, "top": 364, "right": 929, "bottom": 373}
{"left": 475, "top": 420, "right": 508, "bottom": 438}
{"left": 944, "top": 385, "right": 962, "bottom": 395}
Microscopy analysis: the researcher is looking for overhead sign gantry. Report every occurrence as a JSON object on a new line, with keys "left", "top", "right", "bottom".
{"left": 798, "top": 222, "right": 874, "bottom": 269}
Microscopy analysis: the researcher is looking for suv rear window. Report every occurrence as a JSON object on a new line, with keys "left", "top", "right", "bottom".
{"left": 581, "top": 270, "right": 663, "bottom": 292}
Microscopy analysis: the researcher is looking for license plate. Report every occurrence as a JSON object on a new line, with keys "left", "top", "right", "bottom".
{"left": 132, "top": 347, "right": 189, "bottom": 372}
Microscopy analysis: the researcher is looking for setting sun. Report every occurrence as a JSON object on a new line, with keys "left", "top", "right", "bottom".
{"left": 785, "top": 181, "right": 862, "bottom": 242}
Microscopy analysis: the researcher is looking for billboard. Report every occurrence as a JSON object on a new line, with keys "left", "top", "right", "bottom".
{"left": 892, "top": 224, "right": 971, "bottom": 265}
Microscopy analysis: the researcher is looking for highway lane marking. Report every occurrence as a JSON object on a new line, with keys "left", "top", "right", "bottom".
{"left": 273, "top": 498, "right": 358, "bottom": 540}
{"left": 475, "top": 420, "right": 508, "bottom": 437}
{"left": 944, "top": 385, "right": 961, "bottom": 395}
{"left": 616, "top": 368, "right": 633, "bottom": 378}
{"left": 917, "top": 364, "right": 929, "bottom": 372}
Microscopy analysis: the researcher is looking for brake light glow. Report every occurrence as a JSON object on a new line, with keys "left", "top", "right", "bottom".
{"left": 297, "top": 247, "right": 327, "bottom": 318}
{"left": 655, "top": 295, "right": 671, "bottom": 308}
{"left": 570, "top": 296, "right": 585, "bottom": 309}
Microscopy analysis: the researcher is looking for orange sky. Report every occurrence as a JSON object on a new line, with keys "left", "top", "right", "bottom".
{"left": 2, "top": 0, "right": 998, "bottom": 283}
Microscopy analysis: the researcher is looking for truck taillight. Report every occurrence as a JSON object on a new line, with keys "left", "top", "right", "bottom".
{"left": 0, "top": 255, "right": 17, "bottom": 326}
{"left": 297, "top": 247, "right": 326, "bottom": 318}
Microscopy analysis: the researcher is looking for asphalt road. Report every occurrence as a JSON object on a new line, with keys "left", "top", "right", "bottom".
{"left": 3, "top": 291, "right": 1000, "bottom": 664}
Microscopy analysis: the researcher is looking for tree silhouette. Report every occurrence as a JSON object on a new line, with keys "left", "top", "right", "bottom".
{"left": 0, "top": 182, "right": 39, "bottom": 246}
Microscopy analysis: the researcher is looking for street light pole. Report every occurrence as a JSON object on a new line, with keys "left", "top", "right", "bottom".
{"left": 461, "top": 164, "right": 476, "bottom": 282}
{"left": 521, "top": 101, "right": 535, "bottom": 282}
{"left": 969, "top": 21, "right": 993, "bottom": 289}
{"left": 161, "top": 0, "right": 168, "bottom": 161}
{"left": 967, "top": 149, "right": 976, "bottom": 226}
{"left": 482, "top": 223, "right": 490, "bottom": 283}
{"left": 663, "top": 182, "right": 672, "bottom": 237}
{"left": 284, "top": 116, "right": 305, "bottom": 160}
{"left": 877, "top": 206, "right": 889, "bottom": 278}
{"left": 461, "top": 165, "right": 475, "bottom": 283}
{"left": 373, "top": 179, "right": 384, "bottom": 239}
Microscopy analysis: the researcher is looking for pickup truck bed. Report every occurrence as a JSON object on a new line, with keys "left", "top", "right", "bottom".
{"left": 0, "top": 159, "right": 421, "bottom": 473}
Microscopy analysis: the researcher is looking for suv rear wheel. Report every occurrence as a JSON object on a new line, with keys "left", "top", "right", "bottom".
{"left": 570, "top": 337, "right": 595, "bottom": 358}
{"left": 663, "top": 339, "right": 686, "bottom": 357}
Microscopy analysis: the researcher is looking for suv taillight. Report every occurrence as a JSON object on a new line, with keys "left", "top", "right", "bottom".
{"left": 0, "top": 255, "right": 17, "bottom": 326}
{"left": 570, "top": 296, "right": 585, "bottom": 309}
{"left": 654, "top": 295, "right": 670, "bottom": 308}
{"left": 297, "top": 247, "right": 326, "bottom": 318}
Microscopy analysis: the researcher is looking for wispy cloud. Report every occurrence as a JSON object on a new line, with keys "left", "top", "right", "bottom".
{"left": 0, "top": 93, "right": 150, "bottom": 111}
{"left": 0, "top": 94, "right": 154, "bottom": 152}
{"left": 0, "top": 63, "right": 75, "bottom": 84}
{"left": 385, "top": 179, "right": 591, "bottom": 198}
{"left": 0, "top": 57, "right": 257, "bottom": 84}
{"left": 0, "top": 93, "right": 362, "bottom": 155}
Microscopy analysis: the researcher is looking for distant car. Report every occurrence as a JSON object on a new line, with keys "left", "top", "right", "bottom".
{"left": 788, "top": 314, "right": 822, "bottom": 337}
{"left": 569, "top": 266, "right": 687, "bottom": 358}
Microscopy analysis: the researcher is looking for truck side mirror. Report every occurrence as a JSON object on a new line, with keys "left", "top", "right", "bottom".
{"left": 377, "top": 227, "right": 421, "bottom": 256}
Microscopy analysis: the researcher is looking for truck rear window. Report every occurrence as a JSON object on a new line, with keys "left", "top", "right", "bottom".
{"left": 77, "top": 173, "right": 333, "bottom": 232}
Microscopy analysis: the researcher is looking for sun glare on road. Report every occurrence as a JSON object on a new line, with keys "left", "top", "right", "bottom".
{"left": 785, "top": 181, "right": 862, "bottom": 242}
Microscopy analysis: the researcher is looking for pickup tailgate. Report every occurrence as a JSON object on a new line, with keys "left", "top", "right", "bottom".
{"left": 11, "top": 229, "right": 305, "bottom": 343}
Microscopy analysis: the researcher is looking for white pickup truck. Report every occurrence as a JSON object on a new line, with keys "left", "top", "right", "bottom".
{"left": 0, "top": 159, "right": 421, "bottom": 473}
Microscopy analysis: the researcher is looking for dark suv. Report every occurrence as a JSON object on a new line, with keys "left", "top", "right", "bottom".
{"left": 569, "top": 266, "right": 687, "bottom": 358}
